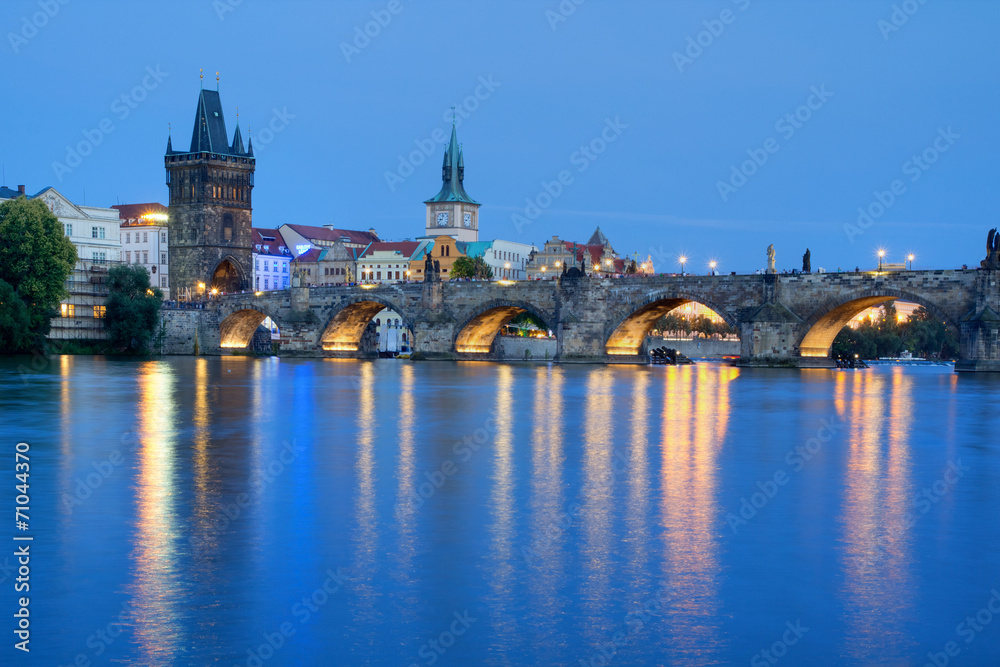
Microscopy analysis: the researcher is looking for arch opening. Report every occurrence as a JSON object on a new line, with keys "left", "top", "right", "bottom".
{"left": 220, "top": 308, "right": 269, "bottom": 349}
{"left": 211, "top": 258, "right": 244, "bottom": 294}
{"left": 605, "top": 298, "right": 734, "bottom": 356}
{"left": 321, "top": 300, "right": 406, "bottom": 353}
{"left": 455, "top": 305, "right": 550, "bottom": 355}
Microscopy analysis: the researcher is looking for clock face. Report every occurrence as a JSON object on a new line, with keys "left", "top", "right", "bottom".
{"left": 463, "top": 213, "right": 472, "bottom": 228}
{"left": 436, "top": 212, "right": 449, "bottom": 226}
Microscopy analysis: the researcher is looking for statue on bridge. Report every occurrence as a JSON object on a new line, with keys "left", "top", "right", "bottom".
{"left": 802, "top": 249, "right": 811, "bottom": 273}
{"left": 982, "top": 228, "right": 1000, "bottom": 270}
{"left": 766, "top": 244, "right": 776, "bottom": 274}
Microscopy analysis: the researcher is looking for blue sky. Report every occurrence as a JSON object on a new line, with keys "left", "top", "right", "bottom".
{"left": 3, "top": 0, "right": 997, "bottom": 273}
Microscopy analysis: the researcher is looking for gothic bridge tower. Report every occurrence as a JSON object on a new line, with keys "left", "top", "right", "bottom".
{"left": 166, "top": 79, "right": 255, "bottom": 298}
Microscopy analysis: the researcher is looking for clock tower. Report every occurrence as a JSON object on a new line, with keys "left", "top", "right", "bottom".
{"left": 424, "top": 121, "right": 480, "bottom": 242}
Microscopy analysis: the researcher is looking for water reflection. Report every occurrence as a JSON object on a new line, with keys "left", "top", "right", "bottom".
{"left": 660, "top": 365, "right": 735, "bottom": 662}
{"left": 351, "top": 362, "right": 380, "bottom": 630}
{"left": 130, "top": 362, "right": 182, "bottom": 663}
{"left": 839, "top": 368, "right": 915, "bottom": 659}
{"left": 487, "top": 364, "right": 517, "bottom": 656}
{"left": 392, "top": 363, "right": 418, "bottom": 618}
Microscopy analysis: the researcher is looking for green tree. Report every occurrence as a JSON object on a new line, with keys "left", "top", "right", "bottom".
{"left": 0, "top": 197, "right": 77, "bottom": 339}
{"left": 450, "top": 255, "right": 494, "bottom": 280}
{"left": 105, "top": 265, "right": 163, "bottom": 353}
{"left": 0, "top": 279, "right": 32, "bottom": 352}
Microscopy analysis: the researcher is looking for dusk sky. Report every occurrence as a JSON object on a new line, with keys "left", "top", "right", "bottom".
{"left": 4, "top": 0, "right": 997, "bottom": 273}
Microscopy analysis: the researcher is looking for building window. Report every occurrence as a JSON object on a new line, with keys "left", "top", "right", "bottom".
{"left": 161, "top": 232, "right": 167, "bottom": 243}
{"left": 161, "top": 252, "right": 167, "bottom": 264}
{"left": 125, "top": 251, "right": 131, "bottom": 263}
{"left": 125, "top": 232, "right": 130, "bottom": 243}
{"left": 256, "top": 277, "right": 260, "bottom": 288}
{"left": 92, "top": 227, "right": 98, "bottom": 238}
{"left": 376, "top": 271, "right": 381, "bottom": 280}
{"left": 256, "top": 259, "right": 260, "bottom": 270}
{"left": 93, "top": 306, "right": 106, "bottom": 319}
{"left": 64, "top": 223, "right": 72, "bottom": 236}
{"left": 93, "top": 252, "right": 106, "bottom": 263}
{"left": 265, "top": 278, "right": 269, "bottom": 290}
{"left": 283, "top": 277, "right": 289, "bottom": 288}
{"left": 61, "top": 304, "right": 74, "bottom": 318}
{"left": 282, "top": 264, "right": 287, "bottom": 273}
{"left": 143, "top": 252, "right": 148, "bottom": 264}
{"left": 160, "top": 277, "right": 167, "bottom": 288}
{"left": 273, "top": 261, "right": 278, "bottom": 272}
{"left": 143, "top": 232, "right": 148, "bottom": 243}
{"left": 99, "top": 227, "right": 105, "bottom": 239}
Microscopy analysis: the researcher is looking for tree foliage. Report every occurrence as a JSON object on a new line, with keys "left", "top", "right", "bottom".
{"left": 0, "top": 197, "right": 77, "bottom": 339}
{"left": 831, "top": 305, "right": 959, "bottom": 360}
{"left": 0, "top": 279, "right": 33, "bottom": 353}
{"left": 450, "top": 255, "right": 494, "bottom": 280}
{"left": 653, "top": 311, "right": 734, "bottom": 339}
{"left": 105, "top": 265, "right": 163, "bottom": 353}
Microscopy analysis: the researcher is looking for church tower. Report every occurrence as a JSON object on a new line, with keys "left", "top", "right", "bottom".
{"left": 424, "top": 121, "right": 480, "bottom": 242}
{"left": 166, "top": 79, "right": 255, "bottom": 299}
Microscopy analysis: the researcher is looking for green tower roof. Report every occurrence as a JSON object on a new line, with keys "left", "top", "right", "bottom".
{"left": 424, "top": 122, "right": 480, "bottom": 205}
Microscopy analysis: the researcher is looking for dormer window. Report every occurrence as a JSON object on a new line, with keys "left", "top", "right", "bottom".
{"left": 263, "top": 245, "right": 270, "bottom": 252}
{"left": 255, "top": 244, "right": 262, "bottom": 251}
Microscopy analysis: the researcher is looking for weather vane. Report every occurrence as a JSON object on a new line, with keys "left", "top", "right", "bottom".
{"left": 199, "top": 68, "right": 204, "bottom": 88}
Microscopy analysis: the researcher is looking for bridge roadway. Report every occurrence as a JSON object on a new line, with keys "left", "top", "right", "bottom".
{"left": 160, "top": 268, "right": 1000, "bottom": 372}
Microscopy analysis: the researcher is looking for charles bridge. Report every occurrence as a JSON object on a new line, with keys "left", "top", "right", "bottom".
{"left": 159, "top": 265, "right": 1000, "bottom": 372}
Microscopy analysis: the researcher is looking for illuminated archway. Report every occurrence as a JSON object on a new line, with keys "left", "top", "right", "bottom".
{"left": 220, "top": 308, "right": 270, "bottom": 349}
{"left": 454, "top": 301, "right": 552, "bottom": 355}
{"left": 321, "top": 298, "right": 410, "bottom": 353}
{"left": 211, "top": 257, "right": 245, "bottom": 294}
{"left": 797, "top": 291, "right": 956, "bottom": 358}
{"left": 605, "top": 295, "right": 736, "bottom": 356}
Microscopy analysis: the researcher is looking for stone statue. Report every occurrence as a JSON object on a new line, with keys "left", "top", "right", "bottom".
{"left": 433, "top": 259, "right": 441, "bottom": 275}
{"left": 766, "top": 244, "right": 776, "bottom": 274}
{"left": 802, "top": 249, "right": 811, "bottom": 273}
{"left": 982, "top": 228, "right": 1000, "bottom": 270}
{"left": 424, "top": 251, "right": 433, "bottom": 275}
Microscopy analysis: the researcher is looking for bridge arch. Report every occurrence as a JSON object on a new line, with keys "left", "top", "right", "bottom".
{"left": 320, "top": 295, "right": 413, "bottom": 353}
{"left": 604, "top": 291, "right": 738, "bottom": 356}
{"left": 796, "top": 288, "right": 958, "bottom": 358}
{"left": 211, "top": 255, "right": 248, "bottom": 294}
{"left": 454, "top": 299, "right": 555, "bottom": 355}
{"left": 219, "top": 305, "right": 280, "bottom": 349}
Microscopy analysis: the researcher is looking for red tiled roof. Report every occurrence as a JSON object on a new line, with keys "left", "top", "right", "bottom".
{"left": 285, "top": 224, "right": 379, "bottom": 246}
{"left": 562, "top": 242, "right": 607, "bottom": 265}
{"left": 252, "top": 228, "right": 291, "bottom": 256}
{"left": 359, "top": 241, "right": 420, "bottom": 259}
{"left": 112, "top": 203, "right": 168, "bottom": 224}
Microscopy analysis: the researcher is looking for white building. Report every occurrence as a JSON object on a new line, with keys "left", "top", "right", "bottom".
{"left": 461, "top": 240, "right": 536, "bottom": 280}
{"left": 252, "top": 228, "right": 292, "bottom": 291}
{"left": 374, "top": 308, "right": 411, "bottom": 355}
{"left": 357, "top": 242, "right": 420, "bottom": 284}
{"left": 114, "top": 203, "right": 170, "bottom": 298}
{"left": 0, "top": 185, "right": 123, "bottom": 340}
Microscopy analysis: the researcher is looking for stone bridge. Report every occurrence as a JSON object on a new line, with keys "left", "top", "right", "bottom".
{"left": 161, "top": 268, "right": 1000, "bottom": 372}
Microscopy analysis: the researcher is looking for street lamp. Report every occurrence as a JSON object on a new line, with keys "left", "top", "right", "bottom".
{"left": 877, "top": 248, "right": 886, "bottom": 271}
{"left": 679, "top": 255, "right": 687, "bottom": 276}
{"left": 709, "top": 260, "right": 717, "bottom": 276}
{"left": 907, "top": 253, "right": 915, "bottom": 270}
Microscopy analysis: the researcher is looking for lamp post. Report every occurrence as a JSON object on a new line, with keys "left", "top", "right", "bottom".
{"left": 709, "top": 260, "right": 717, "bottom": 276}
{"left": 504, "top": 261, "right": 511, "bottom": 280}
{"left": 877, "top": 249, "right": 886, "bottom": 272}
{"left": 679, "top": 255, "right": 687, "bottom": 276}
{"left": 907, "top": 253, "right": 914, "bottom": 270}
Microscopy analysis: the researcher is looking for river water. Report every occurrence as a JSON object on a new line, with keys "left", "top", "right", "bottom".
{"left": 2, "top": 356, "right": 999, "bottom": 666}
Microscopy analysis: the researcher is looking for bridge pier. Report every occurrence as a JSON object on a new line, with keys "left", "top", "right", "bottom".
{"left": 736, "top": 302, "right": 811, "bottom": 368}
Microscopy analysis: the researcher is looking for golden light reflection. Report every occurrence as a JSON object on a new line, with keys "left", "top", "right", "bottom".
{"left": 839, "top": 369, "right": 916, "bottom": 659}
{"left": 130, "top": 362, "right": 181, "bottom": 664}
{"left": 526, "top": 365, "right": 565, "bottom": 639}
{"left": 393, "top": 363, "right": 418, "bottom": 607}
{"left": 489, "top": 364, "right": 516, "bottom": 600}
{"left": 59, "top": 355, "right": 73, "bottom": 503}
{"left": 660, "top": 364, "right": 736, "bottom": 656}
{"left": 351, "top": 362, "right": 379, "bottom": 625}
{"left": 626, "top": 368, "right": 651, "bottom": 582}
{"left": 580, "top": 367, "right": 615, "bottom": 645}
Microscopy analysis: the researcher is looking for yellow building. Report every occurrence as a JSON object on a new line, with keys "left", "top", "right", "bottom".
{"left": 408, "top": 236, "right": 468, "bottom": 281}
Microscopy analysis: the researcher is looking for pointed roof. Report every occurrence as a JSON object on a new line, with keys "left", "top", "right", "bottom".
{"left": 424, "top": 122, "right": 480, "bottom": 205}
{"left": 231, "top": 123, "right": 245, "bottom": 154}
{"left": 166, "top": 134, "right": 173, "bottom": 154}
{"left": 587, "top": 227, "right": 610, "bottom": 247}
